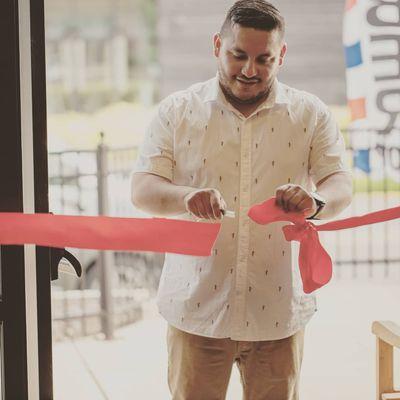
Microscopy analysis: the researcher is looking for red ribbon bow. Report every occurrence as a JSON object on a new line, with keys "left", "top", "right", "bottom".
{"left": 248, "top": 197, "right": 400, "bottom": 294}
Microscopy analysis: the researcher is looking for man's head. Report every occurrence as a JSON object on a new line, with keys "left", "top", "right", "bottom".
{"left": 214, "top": 0, "right": 287, "bottom": 108}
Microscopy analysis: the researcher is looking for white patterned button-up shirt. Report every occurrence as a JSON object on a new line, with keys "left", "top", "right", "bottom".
{"left": 134, "top": 76, "right": 349, "bottom": 341}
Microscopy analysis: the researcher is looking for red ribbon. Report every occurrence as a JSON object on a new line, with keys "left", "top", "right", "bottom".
{"left": 0, "top": 213, "right": 221, "bottom": 256}
{"left": 248, "top": 198, "right": 400, "bottom": 294}
{"left": 1, "top": 200, "right": 399, "bottom": 293}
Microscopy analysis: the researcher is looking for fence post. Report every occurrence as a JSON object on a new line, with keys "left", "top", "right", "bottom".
{"left": 97, "top": 133, "right": 114, "bottom": 340}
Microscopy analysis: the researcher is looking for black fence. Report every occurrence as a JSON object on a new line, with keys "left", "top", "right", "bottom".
{"left": 328, "top": 128, "right": 400, "bottom": 279}
{"left": 49, "top": 135, "right": 400, "bottom": 340}
{"left": 49, "top": 140, "right": 164, "bottom": 340}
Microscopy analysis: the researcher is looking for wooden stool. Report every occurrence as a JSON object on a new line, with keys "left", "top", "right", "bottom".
{"left": 372, "top": 321, "right": 400, "bottom": 400}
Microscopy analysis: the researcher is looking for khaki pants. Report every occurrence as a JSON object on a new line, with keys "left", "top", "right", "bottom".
{"left": 167, "top": 325, "right": 304, "bottom": 400}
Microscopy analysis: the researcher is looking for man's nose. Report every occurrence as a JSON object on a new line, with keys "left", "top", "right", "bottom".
{"left": 242, "top": 60, "right": 257, "bottom": 78}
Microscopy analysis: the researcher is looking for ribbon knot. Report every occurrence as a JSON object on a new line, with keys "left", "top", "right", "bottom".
{"left": 283, "top": 220, "right": 315, "bottom": 241}
{"left": 248, "top": 197, "right": 400, "bottom": 294}
{"left": 282, "top": 221, "right": 332, "bottom": 294}
{"left": 248, "top": 199, "right": 331, "bottom": 293}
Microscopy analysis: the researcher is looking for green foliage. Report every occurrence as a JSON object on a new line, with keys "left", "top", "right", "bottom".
{"left": 353, "top": 177, "right": 400, "bottom": 193}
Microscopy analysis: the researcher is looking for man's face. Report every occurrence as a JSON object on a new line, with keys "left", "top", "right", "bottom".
{"left": 214, "top": 24, "right": 287, "bottom": 106}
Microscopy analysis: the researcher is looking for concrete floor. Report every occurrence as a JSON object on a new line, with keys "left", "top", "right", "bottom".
{"left": 53, "top": 272, "right": 400, "bottom": 400}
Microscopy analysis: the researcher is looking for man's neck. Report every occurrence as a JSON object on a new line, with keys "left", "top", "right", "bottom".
{"left": 232, "top": 101, "right": 263, "bottom": 118}
{"left": 219, "top": 83, "right": 273, "bottom": 118}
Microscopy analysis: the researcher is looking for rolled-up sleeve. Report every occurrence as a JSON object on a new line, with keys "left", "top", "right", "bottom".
{"left": 134, "top": 97, "right": 174, "bottom": 181}
{"left": 309, "top": 106, "right": 351, "bottom": 185}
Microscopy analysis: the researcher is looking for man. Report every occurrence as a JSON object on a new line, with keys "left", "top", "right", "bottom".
{"left": 131, "top": 1, "right": 352, "bottom": 399}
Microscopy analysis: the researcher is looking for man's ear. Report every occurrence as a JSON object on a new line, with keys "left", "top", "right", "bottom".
{"left": 213, "top": 32, "right": 222, "bottom": 57}
{"left": 279, "top": 42, "right": 287, "bottom": 66}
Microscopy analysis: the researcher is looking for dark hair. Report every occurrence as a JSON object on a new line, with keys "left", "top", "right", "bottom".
{"left": 221, "top": 0, "right": 285, "bottom": 38}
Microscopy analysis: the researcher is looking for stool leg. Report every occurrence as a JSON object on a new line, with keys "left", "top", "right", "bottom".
{"left": 377, "top": 338, "right": 394, "bottom": 400}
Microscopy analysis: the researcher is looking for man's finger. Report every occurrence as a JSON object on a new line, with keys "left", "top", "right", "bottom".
{"left": 294, "top": 196, "right": 310, "bottom": 212}
{"left": 199, "top": 196, "right": 215, "bottom": 220}
{"left": 190, "top": 203, "right": 202, "bottom": 219}
{"left": 200, "top": 197, "right": 212, "bottom": 219}
{"left": 281, "top": 187, "right": 295, "bottom": 212}
{"left": 275, "top": 188, "right": 285, "bottom": 209}
{"left": 190, "top": 196, "right": 206, "bottom": 219}
{"left": 220, "top": 197, "right": 227, "bottom": 211}
{"left": 210, "top": 197, "right": 222, "bottom": 219}
{"left": 286, "top": 192, "right": 305, "bottom": 212}
{"left": 299, "top": 197, "right": 317, "bottom": 216}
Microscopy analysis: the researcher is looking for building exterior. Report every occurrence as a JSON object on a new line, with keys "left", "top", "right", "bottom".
{"left": 44, "top": 0, "right": 156, "bottom": 112}
{"left": 44, "top": 0, "right": 347, "bottom": 112}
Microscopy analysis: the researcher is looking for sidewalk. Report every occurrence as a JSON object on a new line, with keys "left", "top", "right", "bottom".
{"left": 53, "top": 271, "right": 400, "bottom": 400}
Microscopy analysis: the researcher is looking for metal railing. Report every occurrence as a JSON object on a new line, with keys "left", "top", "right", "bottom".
{"left": 49, "top": 136, "right": 163, "bottom": 341}
{"left": 325, "top": 128, "right": 400, "bottom": 280}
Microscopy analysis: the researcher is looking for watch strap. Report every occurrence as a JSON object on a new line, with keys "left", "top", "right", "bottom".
{"left": 306, "top": 192, "right": 326, "bottom": 220}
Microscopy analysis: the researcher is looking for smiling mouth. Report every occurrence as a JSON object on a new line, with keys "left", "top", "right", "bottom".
{"left": 236, "top": 77, "right": 259, "bottom": 85}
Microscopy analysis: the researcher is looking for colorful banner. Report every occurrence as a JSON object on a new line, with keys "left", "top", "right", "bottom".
{"left": 343, "top": 0, "right": 400, "bottom": 182}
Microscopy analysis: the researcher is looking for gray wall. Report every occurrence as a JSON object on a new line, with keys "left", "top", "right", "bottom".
{"left": 158, "top": 0, "right": 347, "bottom": 105}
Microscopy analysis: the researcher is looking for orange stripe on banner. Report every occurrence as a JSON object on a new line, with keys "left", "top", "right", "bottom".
{"left": 345, "top": 0, "right": 357, "bottom": 11}
{"left": 0, "top": 213, "right": 221, "bottom": 256}
{"left": 348, "top": 98, "right": 366, "bottom": 121}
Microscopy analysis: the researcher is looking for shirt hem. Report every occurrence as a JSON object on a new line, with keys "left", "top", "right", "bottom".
{"left": 158, "top": 306, "right": 316, "bottom": 341}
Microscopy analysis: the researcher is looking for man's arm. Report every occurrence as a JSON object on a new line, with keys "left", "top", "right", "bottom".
{"left": 131, "top": 172, "right": 194, "bottom": 216}
{"left": 276, "top": 100, "right": 353, "bottom": 219}
{"left": 275, "top": 171, "right": 353, "bottom": 220}
{"left": 313, "top": 171, "right": 353, "bottom": 219}
{"left": 131, "top": 172, "right": 226, "bottom": 219}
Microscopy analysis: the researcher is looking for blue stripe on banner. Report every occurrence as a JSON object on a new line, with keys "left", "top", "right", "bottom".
{"left": 345, "top": 42, "right": 363, "bottom": 68}
{"left": 353, "top": 149, "right": 371, "bottom": 173}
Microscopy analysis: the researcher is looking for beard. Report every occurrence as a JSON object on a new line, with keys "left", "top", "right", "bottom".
{"left": 218, "top": 66, "right": 274, "bottom": 106}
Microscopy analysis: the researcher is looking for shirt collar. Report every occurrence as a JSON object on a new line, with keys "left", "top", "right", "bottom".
{"left": 203, "top": 75, "right": 222, "bottom": 103}
{"left": 204, "top": 75, "right": 291, "bottom": 111}
{"left": 265, "top": 79, "right": 291, "bottom": 107}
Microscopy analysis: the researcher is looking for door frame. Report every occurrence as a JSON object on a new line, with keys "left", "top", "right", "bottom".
{"left": 0, "top": 0, "right": 52, "bottom": 398}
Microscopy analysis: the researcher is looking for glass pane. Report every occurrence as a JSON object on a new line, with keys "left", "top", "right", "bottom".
{"left": 46, "top": 0, "right": 400, "bottom": 399}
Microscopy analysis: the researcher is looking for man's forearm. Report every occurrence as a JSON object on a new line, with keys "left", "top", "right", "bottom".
{"left": 316, "top": 171, "right": 353, "bottom": 219}
{"left": 131, "top": 173, "right": 195, "bottom": 216}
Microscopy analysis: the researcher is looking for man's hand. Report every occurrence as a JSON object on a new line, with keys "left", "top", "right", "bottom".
{"left": 184, "top": 188, "right": 227, "bottom": 220}
{"left": 275, "top": 184, "right": 317, "bottom": 218}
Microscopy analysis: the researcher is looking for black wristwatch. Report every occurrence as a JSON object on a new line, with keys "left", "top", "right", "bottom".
{"left": 306, "top": 192, "right": 326, "bottom": 220}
